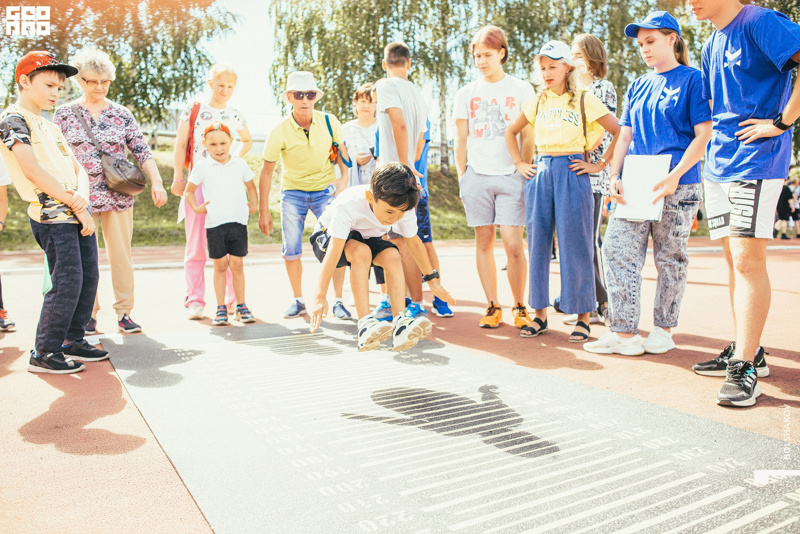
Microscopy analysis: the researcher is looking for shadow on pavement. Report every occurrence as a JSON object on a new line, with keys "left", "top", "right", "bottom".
{"left": 0, "top": 344, "right": 24, "bottom": 380}
{"left": 342, "top": 385, "right": 559, "bottom": 458}
{"left": 102, "top": 335, "right": 204, "bottom": 388}
{"left": 18, "top": 364, "right": 146, "bottom": 455}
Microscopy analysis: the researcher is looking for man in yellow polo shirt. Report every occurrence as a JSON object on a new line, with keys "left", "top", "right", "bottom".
{"left": 258, "top": 72, "right": 351, "bottom": 319}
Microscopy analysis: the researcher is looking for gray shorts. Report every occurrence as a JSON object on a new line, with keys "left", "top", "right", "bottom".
{"left": 459, "top": 166, "right": 526, "bottom": 227}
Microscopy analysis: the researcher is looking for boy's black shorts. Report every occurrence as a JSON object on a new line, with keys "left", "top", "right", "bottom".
{"left": 207, "top": 222, "right": 248, "bottom": 259}
{"left": 310, "top": 229, "right": 397, "bottom": 268}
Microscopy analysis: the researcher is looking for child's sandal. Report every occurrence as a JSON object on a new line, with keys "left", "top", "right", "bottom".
{"left": 520, "top": 318, "right": 548, "bottom": 338}
{"left": 569, "top": 321, "right": 590, "bottom": 343}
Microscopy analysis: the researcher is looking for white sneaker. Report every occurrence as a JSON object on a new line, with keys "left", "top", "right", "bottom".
{"left": 391, "top": 314, "right": 432, "bottom": 352}
{"left": 642, "top": 327, "right": 675, "bottom": 354}
{"left": 187, "top": 304, "right": 204, "bottom": 320}
{"left": 583, "top": 332, "right": 645, "bottom": 356}
{"left": 563, "top": 311, "right": 603, "bottom": 325}
{"left": 357, "top": 315, "right": 392, "bottom": 352}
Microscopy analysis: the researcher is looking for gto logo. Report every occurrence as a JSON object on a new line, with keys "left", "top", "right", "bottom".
{"left": 5, "top": 6, "right": 51, "bottom": 36}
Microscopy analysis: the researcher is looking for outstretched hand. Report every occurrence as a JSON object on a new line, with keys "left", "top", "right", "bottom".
{"left": 309, "top": 298, "right": 328, "bottom": 333}
{"left": 429, "top": 280, "right": 455, "bottom": 306}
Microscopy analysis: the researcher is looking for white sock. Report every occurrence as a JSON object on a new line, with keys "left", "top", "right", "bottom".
{"left": 296, "top": 297, "right": 305, "bottom": 305}
{"left": 381, "top": 293, "right": 390, "bottom": 303}
{"left": 412, "top": 301, "right": 423, "bottom": 307}
{"left": 333, "top": 297, "right": 343, "bottom": 305}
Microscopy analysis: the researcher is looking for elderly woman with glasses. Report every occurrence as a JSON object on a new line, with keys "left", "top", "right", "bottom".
{"left": 54, "top": 48, "right": 167, "bottom": 336}
{"left": 258, "top": 71, "right": 352, "bottom": 320}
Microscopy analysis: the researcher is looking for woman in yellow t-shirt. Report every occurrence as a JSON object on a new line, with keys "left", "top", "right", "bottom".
{"left": 505, "top": 40, "right": 619, "bottom": 342}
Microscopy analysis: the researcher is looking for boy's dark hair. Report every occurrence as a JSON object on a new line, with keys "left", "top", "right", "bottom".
{"left": 17, "top": 68, "right": 67, "bottom": 91}
{"left": 371, "top": 162, "right": 419, "bottom": 211}
{"left": 384, "top": 42, "right": 411, "bottom": 67}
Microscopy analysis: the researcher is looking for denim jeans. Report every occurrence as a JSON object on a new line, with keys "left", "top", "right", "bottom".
{"left": 602, "top": 183, "right": 702, "bottom": 334}
{"left": 30, "top": 220, "right": 99, "bottom": 353}
{"left": 525, "top": 155, "right": 595, "bottom": 314}
{"left": 280, "top": 189, "right": 333, "bottom": 260}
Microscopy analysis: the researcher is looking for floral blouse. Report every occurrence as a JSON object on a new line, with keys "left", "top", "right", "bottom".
{"left": 587, "top": 79, "right": 617, "bottom": 196}
{"left": 54, "top": 102, "right": 153, "bottom": 212}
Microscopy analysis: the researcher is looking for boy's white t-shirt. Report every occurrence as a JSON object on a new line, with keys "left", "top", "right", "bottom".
{"left": 376, "top": 77, "right": 428, "bottom": 166}
{"left": 188, "top": 156, "right": 254, "bottom": 229}
{"left": 342, "top": 120, "right": 378, "bottom": 186}
{"left": 453, "top": 75, "right": 535, "bottom": 176}
{"left": 318, "top": 184, "right": 417, "bottom": 240}
{"left": 0, "top": 157, "right": 10, "bottom": 186}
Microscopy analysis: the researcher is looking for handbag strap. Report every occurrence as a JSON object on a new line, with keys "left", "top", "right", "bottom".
{"left": 325, "top": 113, "right": 352, "bottom": 167}
{"left": 580, "top": 91, "right": 589, "bottom": 158}
{"left": 71, "top": 104, "right": 104, "bottom": 155}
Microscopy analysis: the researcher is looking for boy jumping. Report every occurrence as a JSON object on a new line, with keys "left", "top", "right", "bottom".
{"left": 309, "top": 163, "right": 454, "bottom": 352}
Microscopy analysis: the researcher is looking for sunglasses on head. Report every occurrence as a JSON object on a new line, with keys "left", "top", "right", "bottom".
{"left": 292, "top": 91, "right": 317, "bottom": 100}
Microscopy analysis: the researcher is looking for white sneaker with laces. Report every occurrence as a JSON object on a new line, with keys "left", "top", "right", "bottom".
{"left": 391, "top": 314, "right": 432, "bottom": 352}
{"left": 563, "top": 311, "right": 602, "bottom": 325}
{"left": 583, "top": 332, "right": 645, "bottom": 356}
{"left": 643, "top": 326, "right": 675, "bottom": 354}
{"left": 187, "top": 304, "right": 204, "bottom": 320}
{"left": 357, "top": 315, "right": 392, "bottom": 352}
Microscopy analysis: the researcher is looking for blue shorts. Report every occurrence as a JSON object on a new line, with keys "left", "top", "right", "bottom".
{"left": 280, "top": 189, "right": 332, "bottom": 260}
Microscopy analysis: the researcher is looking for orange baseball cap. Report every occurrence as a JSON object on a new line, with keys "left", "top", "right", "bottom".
{"left": 203, "top": 121, "right": 231, "bottom": 137}
{"left": 15, "top": 51, "right": 78, "bottom": 83}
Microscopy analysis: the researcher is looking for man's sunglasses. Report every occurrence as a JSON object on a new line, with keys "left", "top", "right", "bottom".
{"left": 292, "top": 91, "right": 317, "bottom": 100}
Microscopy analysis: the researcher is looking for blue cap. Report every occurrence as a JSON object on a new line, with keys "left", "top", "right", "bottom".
{"left": 624, "top": 11, "right": 681, "bottom": 38}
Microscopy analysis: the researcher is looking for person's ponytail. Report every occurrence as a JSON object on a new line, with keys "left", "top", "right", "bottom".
{"left": 660, "top": 29, "right": 690, "bottom": 67}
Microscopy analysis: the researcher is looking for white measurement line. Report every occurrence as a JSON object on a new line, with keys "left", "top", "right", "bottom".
{"left": 360, "top": 422, "right": 570, "bottom": 466}
{"left": 449, "top": 461, "right": 676, "bottom": 531}
{"left": 403, "top": 446, "right": 613, "bottom": 497}
{"left": 659, "top": 499, "right": 751, "bottom": 534}
{"left": 331, "top": 407, "right": 549, "bottom": 442}
{"left": 408, "top": 438, "right": 613, "bottom": 484}
{"left": 435, "top": 455, "right": 645, "bottom": 513}
{"left": 490, "top": 473, "right": 685, "bottom": 534}
{"left": 291, "top": 381, "right": 457, "bottom": 416}
{"left": 512, "top": 473, "right": 706, "bottom": 534}
{"left": 756, "top": 516, "right": 799, "bottom": 534}
{"left": 380, "top": 436, "right": 587, "bottom": 481}
{"left": 608, "top": 485, "right": 745, "bottom": 534}
{"left": 701, "top": 501, "right": 791, "bottom": 534}
{"left": 432, "top": 449, "right": 642, "bottom": 510}
{"left": 381, "top": 429, "right": 584, "bottom": 473}
{"left": 355, "top": 420, "right": 562, "bottom": 458}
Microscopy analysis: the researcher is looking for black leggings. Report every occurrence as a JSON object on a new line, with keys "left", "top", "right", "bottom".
{"left": 0, "top": 274, "right": 4, "bottom": 309}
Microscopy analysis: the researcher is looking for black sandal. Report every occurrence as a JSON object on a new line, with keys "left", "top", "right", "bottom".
{"left": 520, "top": 318, "right": 548, "bottom": 338}
{"left": 569, "top": 321, "right": 590, "bottom": 343}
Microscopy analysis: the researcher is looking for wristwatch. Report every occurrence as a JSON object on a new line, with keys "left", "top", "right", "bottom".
{"left": 422, "top": 270, "right": 440, "bottom": 283}
{"left": 600, "top": 157, "right": 609, "bottom": 168}
{"left": 773, "top": 113, "right": 792, "bottom": 131}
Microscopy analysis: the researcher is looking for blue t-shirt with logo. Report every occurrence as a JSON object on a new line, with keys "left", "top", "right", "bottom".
{"left": 620, "top": 65, "right": 711, "bottom": 185}
{"left": 701, "top": 5, "right": 800, "bottom": 183}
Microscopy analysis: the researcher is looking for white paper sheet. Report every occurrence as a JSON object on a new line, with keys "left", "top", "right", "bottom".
{"left": 614, "top": 154, "right": 672, "bottom": 222}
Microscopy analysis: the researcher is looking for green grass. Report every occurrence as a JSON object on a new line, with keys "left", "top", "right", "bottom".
{"left": 0, "top": 151, "right": 710, "bottom": 250}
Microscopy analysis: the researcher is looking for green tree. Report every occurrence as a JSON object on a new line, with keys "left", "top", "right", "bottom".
{"left": 0, "top": 0, "right": 237, "bottom": 125}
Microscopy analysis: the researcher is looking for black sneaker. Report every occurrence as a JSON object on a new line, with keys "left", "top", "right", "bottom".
{"left": 62, "top": 339, "right": 110, "bottom": 362}
{"left": 716, "top": 360, "right": 761, "bottom": 407}
{"left": 28, "top": 351, "right": 85, "bottom": 374}
{"left": 693, "top": 342, "right": 769, "bottom": 377}
{"left": 118, "top": 314, "right": 142, "bottom": 333}
{"left": 85, "top": 317, "right": 97, "bottom": 335}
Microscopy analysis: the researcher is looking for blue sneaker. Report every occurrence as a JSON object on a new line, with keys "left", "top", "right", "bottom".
{"left": 333, "top": 301, "right": 352, "bottom": 320}
{"left": 405, "top": 301, "right": 428, "bottom": 320}
{"left": 372, "top": 296, "right": 393, "bottom": 322}
{"left": 432, "top": 296, "right": 453, "bottom": 317}
{"left": 283, "top": 300, "right": 306, "bottom": 318}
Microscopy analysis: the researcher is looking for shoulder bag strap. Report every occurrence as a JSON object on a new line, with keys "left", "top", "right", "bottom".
{"left": 580, "top": 91, "right": 589, "bottom": 160}
{"left": 325, "top": 113, "right": 351, "bottom": 167}
{"left": 71, "top": 104, "right": 104, "bottom": 154}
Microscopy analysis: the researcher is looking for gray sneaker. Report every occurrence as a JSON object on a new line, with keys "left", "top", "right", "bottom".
{"left": 28, "top": 351, "right": 85, "bottom": 374}
{"left": 716, "top": 360, "right": 760, "bottom": 407}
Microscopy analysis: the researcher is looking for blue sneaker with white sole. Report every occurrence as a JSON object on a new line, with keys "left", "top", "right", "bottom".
{"left": 333, "top": 301, "right": 352, "bottom": 320}
{"left": 432, "top": 296, "right": 453, "bottom": 317}
{"left": 372, "top": 296, "right": 393, "bottom": 322}
{"left": 405, "top": 300, "right": 427, "bottom": 319}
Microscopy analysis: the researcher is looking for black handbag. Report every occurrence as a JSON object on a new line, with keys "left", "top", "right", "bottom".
{"left": 72, "top": 105, "right": 147, "bottom": 196}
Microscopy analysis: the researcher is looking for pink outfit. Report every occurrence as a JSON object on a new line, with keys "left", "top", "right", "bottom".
{"left": 183, "top": 184, "right": 235, "bottom": 308}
